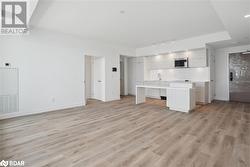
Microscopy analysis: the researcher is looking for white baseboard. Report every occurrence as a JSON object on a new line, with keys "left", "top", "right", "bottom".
{"left": 104, "top": 97, "right": 120, "bottom": 102}
{"left": 0, "top": 104, "right": 83, "bottom": 120}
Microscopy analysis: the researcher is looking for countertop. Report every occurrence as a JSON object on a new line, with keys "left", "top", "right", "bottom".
{"left": 136, "top": 81, "right": 195, "bottom": 89}
{"left": 144, "top": 80, "right": 210, "bottom": 83}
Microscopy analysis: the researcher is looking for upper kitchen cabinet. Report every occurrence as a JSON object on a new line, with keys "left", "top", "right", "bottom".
{"left": 156, "top": 55, "right": 174, "bottom": 69}
{"left": 144, "top": 48, "right": 208, "bottom": 70}
{"left": 188, "top": 48, "right": 207, "bottom": 68}
{"left": 135, "top": 57, "right": 144, "bottom": 83}
{"left": 144, "top": 54, "right": 174, "bottom": 70}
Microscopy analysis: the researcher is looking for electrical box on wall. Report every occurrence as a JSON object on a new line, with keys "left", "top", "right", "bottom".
{"left": 112, "top": 67, "right": 117, "bottom": 72}
{"left": 5, "top": 63, "right": 10, "bottom": 67}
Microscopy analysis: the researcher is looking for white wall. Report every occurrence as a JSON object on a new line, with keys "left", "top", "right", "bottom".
{"left": 214, "top": 44, "right": 250, "bottom": 101}
{"left": 0, "top": 28, "right": 135, "bottom": 118}
{"left": 0, "top": 32, "right": 85, "bottom": 116}
{"left": 128, "top": 57, "right": 144, "bottom": 95}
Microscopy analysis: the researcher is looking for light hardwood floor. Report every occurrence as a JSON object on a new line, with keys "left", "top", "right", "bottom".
{"left": 0, "top": 96, "right": 250, "bottom": 167}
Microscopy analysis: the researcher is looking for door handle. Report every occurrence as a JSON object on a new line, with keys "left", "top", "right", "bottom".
{"left": 98, "top": 80, "right": 102, "bottom": 82}
{"left": 230, "top": 72, "right": 233, "bottom": 81}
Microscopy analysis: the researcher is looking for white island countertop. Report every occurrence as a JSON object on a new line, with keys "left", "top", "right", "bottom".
{"left": 136, "top": 85, "right": 168, "bottom": 89}
{"left": 136, "top": 82, "right": 196, "bottom": 113}
{"left": 136, "top": 81, "right": 195, "bottom": 89}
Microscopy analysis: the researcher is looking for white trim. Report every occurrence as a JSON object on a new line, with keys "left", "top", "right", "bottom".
{"left": 0, "top": 103, "right": 83, "bottom": 120}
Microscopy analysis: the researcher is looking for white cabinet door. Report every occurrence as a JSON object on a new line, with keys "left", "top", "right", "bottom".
{"left": 144, "top": 56, "right": 156, "bottom": 69}
{"left": 167, "top": 88, "right": 195, "bottom": 112}
{"left": 158, "top": 58, "right": 166, "bottom": 69}
{"left": 189, "top": 49, "right": 207, "bottom": 68}
{"left": 145, "top": 88, "right": 160, "bottom": 99}
{"left": 145, "top": 55, "right": 174, "bottom": 69}
{"left": 144, "top": 81, "right": 160, "bottom": 98}
{"left": 136, "top": 61, "right": 144, "bottom": 82}
{"left": 165, "top": 56, "right": 174, "bottom": 68}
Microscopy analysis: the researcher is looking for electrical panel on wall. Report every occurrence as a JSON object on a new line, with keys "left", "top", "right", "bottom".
{"left": 0, "top": 68, "right": 19, "bottom": 114}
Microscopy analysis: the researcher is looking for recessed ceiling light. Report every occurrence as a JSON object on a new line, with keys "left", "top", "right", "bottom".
{"left": 244, "top": 14, "right": 250, "bottom": 18}
{"left": 155, "top": 55, "right": 162, "bottom": 60}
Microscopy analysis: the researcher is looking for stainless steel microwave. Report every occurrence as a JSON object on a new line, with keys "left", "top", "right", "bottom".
{"left": 174, "top": 58, "right": 188, "bottom": 68}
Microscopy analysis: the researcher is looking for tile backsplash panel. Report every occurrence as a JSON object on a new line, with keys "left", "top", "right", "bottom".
{"left": 148, "top": 67, "right": 210, "bottom": 81}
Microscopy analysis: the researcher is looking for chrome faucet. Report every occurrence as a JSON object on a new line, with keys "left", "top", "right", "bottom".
{"left": 157, "top": 73, "right": 162, "bottom": 81}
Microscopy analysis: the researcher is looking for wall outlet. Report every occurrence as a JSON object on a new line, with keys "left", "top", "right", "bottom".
{"left": 51, "top": 98, "right": 56, "bottom": 103}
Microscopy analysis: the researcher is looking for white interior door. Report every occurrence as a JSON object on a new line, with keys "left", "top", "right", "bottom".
{"left": 94, "top": 57, "right": 104, "bottom": 101}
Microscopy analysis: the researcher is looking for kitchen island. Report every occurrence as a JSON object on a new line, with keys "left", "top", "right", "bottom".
{"left": 136, "top": 82, "right": 196, "bottom": 113}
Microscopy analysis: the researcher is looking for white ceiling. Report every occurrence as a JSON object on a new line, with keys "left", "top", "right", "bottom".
{"left": 30, "top": 0, "right": 250, "bottom": 48}
{"left": 209, "top": 0, "right": 250, "bottom": 48}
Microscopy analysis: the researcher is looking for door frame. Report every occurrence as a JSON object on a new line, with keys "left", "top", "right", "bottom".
{"left": 228, "top": 52, "right": 250, "bottom": 102}
{"left": 120, "top": 55, "right": 128, "bottom": 96}
{"left": 83, "top": 55, "right": 105, "bottom": 105}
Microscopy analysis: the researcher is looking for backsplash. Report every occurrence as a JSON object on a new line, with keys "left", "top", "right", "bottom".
{"left": 148, "top": 67, "right": 210, "bottom": 81}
